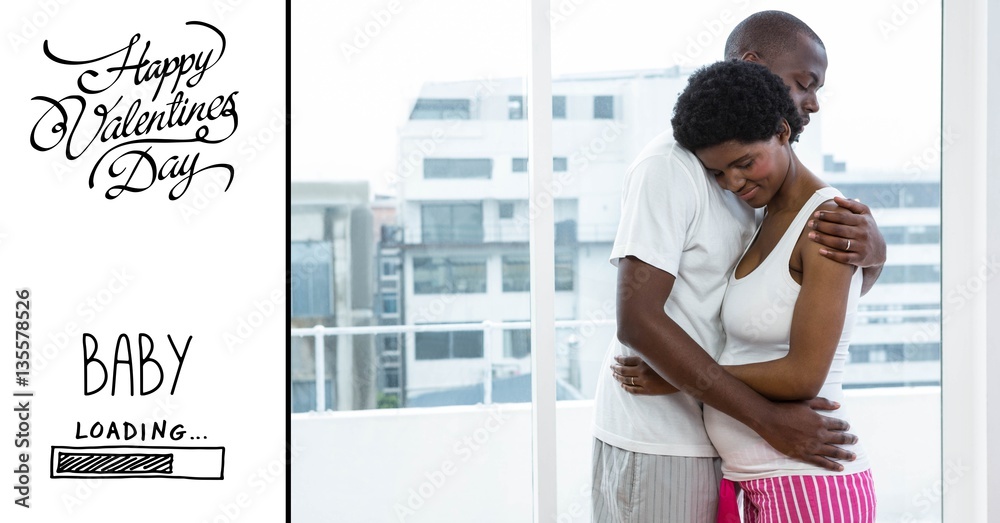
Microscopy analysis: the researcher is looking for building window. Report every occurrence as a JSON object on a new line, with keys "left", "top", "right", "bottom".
{"left": 849, "top": 343, "right": 941, "bottom": 364}
{"left": 512, "top": 157, "right": 567, "bottom": 172}
{"left": 504, "top": 329, "right": 531, "bottom": 358}
{"left": 555, "top": 252, "right": 574, "bottom": 291}
{"left": 823, "top": 154, "right": 847, "bottom": 173}
{"left": 499, "top": 202, "right": 515, "bottom": 219}
{"left": 508, "top": 95, "right": 524, "bottom": 119}
{"left": 413, "top": 257, "right": 487, "bottom": 294}
{"left": 421, "top": 203, "right": 483, "bottom": 243}
{"left": 291, "top": 241, "right": 333, "bottom": 318}
{"left": 409, "top": 98, "right": 471, "bottom": 119}
{"left": 423, "top": 158, "right": 492, "bottom": 179}
{"left": 594, "top": 95, "right": 614, "bottom": 119}
{"left": 502, "top": 255, "right": 530, "bottom": 292}
{"left": 878, "top": 264, "right": 941, "bottom": 284}
{"left": 881, "top": 225, "right": 941, "bottom": 244}
{"left": 552, "top": 95, "right": 566, "bottom": 119}
{"left": 381, "top": 294, "right": 399, "bottom": 314}
{"left": 381, "top": 260, "right": 399, "bottom": 277}
{"left": 384, "top": 368, "right": 400, "bottom": 389}
{"left": 834, "top": 183, "right": 940, "bottom": 208}
{"left": 511, "top": 96, "right": 567, "bottom": 119}
{"left": 415, "top": 330, "right": 484, "bottom": 359}
{"left": 502, "top": 253, "right": 572, "bottom": 291}
{"left": 859, "top": 303, "right": 939, "bottom": 325}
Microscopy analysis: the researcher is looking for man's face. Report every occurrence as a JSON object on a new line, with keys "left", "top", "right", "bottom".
{"left": 759, "top": 32, "right": 828, "bottom": 126}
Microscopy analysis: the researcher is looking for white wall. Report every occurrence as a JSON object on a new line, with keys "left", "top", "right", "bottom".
{"left": 293, "top": 388, "right": 941, "bottom": 523}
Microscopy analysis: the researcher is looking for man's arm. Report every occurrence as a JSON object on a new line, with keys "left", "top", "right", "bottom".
{"left": 809, "top": 197, "right": 885, "bottom": 295}
{"left": 616, "top": 256, "right": 856, "bottom": 470}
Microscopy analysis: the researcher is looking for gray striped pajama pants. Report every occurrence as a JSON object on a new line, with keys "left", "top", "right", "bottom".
{"left": 592, "top": 439, "right": 723, "bottom": 523}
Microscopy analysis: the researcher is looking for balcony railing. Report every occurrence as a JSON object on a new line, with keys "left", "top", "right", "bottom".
{"left": 291, "top": 308, "right": 941, "bottom": 413}
{"left": 291, "top": 319, "right": 615, "bottom": 412}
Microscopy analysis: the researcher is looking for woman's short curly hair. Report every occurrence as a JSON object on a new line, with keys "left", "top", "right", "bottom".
{"left": 671, "top": 60, "right": 804, "bottom": 152}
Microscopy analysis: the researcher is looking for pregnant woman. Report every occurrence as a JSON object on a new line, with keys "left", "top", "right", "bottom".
{"left": 618, "top": 59, "right": 876, "bottom": 522}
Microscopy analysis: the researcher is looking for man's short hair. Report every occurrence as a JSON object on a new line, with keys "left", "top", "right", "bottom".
{"left": 724, "top": 11, "right": 824, "bottom": 62}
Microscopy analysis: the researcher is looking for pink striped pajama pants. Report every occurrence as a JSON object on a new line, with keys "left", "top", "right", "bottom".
{"left": 717, "top": 470, "right": 876, "bottom": 522}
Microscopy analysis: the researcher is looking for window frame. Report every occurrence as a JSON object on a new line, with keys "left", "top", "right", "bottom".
{"left": 942, "top": 0, "right": 996, "bottom": 520}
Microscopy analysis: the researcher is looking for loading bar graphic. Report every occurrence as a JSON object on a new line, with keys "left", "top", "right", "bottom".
{"left": 50, "top": 446, "right": 225, "bottom": 480}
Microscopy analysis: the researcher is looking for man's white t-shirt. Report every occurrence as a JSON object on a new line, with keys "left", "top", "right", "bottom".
{"left": 592, "top": 131, "right": 756, "bottom": 457}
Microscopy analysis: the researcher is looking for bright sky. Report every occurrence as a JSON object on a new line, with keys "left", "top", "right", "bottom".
{"left": 293, "top": 1, "right": 941, "bottom": 194}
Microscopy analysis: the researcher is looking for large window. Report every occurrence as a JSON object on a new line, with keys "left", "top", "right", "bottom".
{"left": 836, "top": 182, "right": 940, "bottom": 208}
{"left": 423, "top": 158, "right": 493, "bottom": 179}
{"left": 881, "top": 225, "right": 941, "bottom": 244}
{"left": 413, "top": 256, "right": 487, "bottom": 294}
{"left": 410, "top": 98, "right": 471, "bottom": 119}
{"left": 415, "top": 330, "right": 484, "bottom": 359}
{"left": 509, "top": 95, "right": 569, "bottom": 119}
{"left": 849, "top": 343, "right": 941, "bottom": 365}
{"left": 552, "top": 95, "right": 566, "bottom": 119}
{"left": 298, "top": 1, "right": 952, "bottom": 521}
{"left": 421, "top": 203, "right": 483, "bottom": 243}
{"left": 502, "top": 255, "right": 530, "bottom": 292}
{"left": 504, "top": 329, "right": 531, "bottom": 358}
{"left": 593, "top": 95, "right": 614, "bottom": 119}
{"left": 502, "top": 253, "right": 573, "bottom": 292}
{"left": 878, "top": 264, "right": 941, "bottom": 284}
{"left": 512, "top": 157, "right": 567, "bottom": 172}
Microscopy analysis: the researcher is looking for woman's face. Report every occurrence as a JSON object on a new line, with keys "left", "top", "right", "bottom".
{"left": 695, "top": 132, "right": 790, "bottom": 209}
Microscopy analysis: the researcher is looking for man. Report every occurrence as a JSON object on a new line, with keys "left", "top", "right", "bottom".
{"left": 591, "top": 11, "right": 887, "bottom": 522}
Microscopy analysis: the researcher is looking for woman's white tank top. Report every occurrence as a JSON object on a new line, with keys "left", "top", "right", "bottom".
{"left": 704, "top": 186, "right": 870, "bottom": 481}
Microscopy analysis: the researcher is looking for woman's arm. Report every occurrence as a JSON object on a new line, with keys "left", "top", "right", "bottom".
{"left": 725, "top": 203, "right": 857, "bottom": 401}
